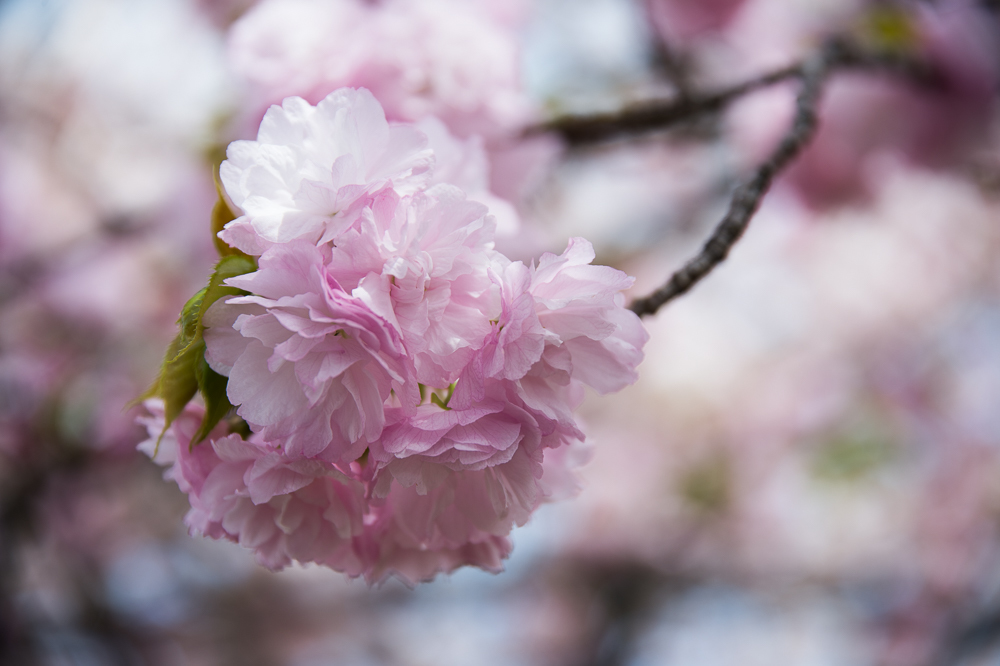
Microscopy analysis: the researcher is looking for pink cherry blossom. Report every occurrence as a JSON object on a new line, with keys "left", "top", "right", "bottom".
{"left": 646, "top": 0, "right": 748, "bottom": 42}
{"left": 204, "top": 239, "right": 415, "bottom": 461}
{"left": 419, "top": 116, "right": 520, "bottom": 237}
{"left": 139, "top": 400, "right": 367, "bottom": 573}
{"left": 218, "top": 88, "right": 432, "bottom": 253}
{"left": 225, "top": 0, "right": 543, "bottom": 247}
{"left": 477, "top": 261, "right": 547, "bottom": 382}
{"left": 363, "top": 393, "right": 550, "bottom": 584}
{"left": 450, "top": 260, "right": 545, "bottom": 409}
{"left": 530, "top": 238, "right": 649, "bottom": 394}
{"left": 372, "top": 386, "right": 546, "bottom": 492}
{"left": 327, "top": 185, "right": 500, "bottom": 387}
{"left": 361, "top": 484, "right": 515, "bottom": 584}
{"left": 157, "top": 88, "right": 647, "bottom": 583}
{"left": 228, "top": 0, "right": 531, "bottom": 141}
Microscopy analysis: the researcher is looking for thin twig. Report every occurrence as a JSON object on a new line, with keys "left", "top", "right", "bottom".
{"left": 628, "top": 42, "right": 832, "bottom": 317}
{"left": 530, "top": 65, "right": 801, "bottom": 145}
{"left": 534, "top": 40, "right": 937, "bottom": 147}
{"left": 626, "top": 40, "right": 940, "bottom": 317}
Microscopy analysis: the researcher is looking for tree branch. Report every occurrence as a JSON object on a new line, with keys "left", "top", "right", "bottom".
{"left": 535, "top": 40, "right": 937, "bottom": 146}
{"left": 627, "top": 46, "right": 832, "bottom": 317}
{"left": 624, "top": 40, "right": 940, "bottom": 317}
{"left": 533, "top": 65, "right": 801, "bottom": 145}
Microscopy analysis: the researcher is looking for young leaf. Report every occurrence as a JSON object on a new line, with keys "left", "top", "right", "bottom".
{"left": 161, "top": 339, "right": 204, "bottom": 427}
{"left": 137, "top": 254, "right": 258, "bottom": 445}
{"left": 144, "top": 287, "right": 206, "bottom": 440}
{"left": 210, "top": 185, "right": 243, "bottom": 258}
{"left": 208, "top": 154, "right": 252, "bottom": 260}
{"left": 187, "top": 255, "right": 257, "bottom": 442}
{"left": 192, "top": 354, "right": 233, "bottom": 445}
{"left": 197, "top": 254, "right": 257, "bottom": 337}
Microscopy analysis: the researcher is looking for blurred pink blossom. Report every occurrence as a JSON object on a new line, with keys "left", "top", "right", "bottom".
{"left": 646, "top": 0, "right": 748, "bottom": 42}
{"left": 225, "top": 0, "right": 554, "bottom": 246}
{"left": 726, "top": 0, "right": 999, "bottom": 209}
{"left": 228, "top": 0, "right": 532, "bottom": 140}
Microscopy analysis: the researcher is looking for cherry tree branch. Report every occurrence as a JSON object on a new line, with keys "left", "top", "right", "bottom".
{"left": 533, "top": 65, "right": 801, "bottom": 144}
{"left": 626, "top": 45, "right": 832, "bottom": 317}
{"left": 605, "top": 40, "right": 941, "bottom": 318}
{"left": 536, "top": 40, "right": 936, "bottom": 146}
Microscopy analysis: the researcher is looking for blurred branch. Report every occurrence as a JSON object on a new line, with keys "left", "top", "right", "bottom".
{"left": 535, "top": 39, "right": 937, "bottom": 146}
{"left": 626, "top": 44, "right": 833, "bottom": 317}
{"left": 620, "top": 39, "right": 941, "bottom": 317}
{"left": 931, "top": 598, "right": 1000, "bottom": 666}
{"left": 533, "top": 65, "right": 800, "bottom": 145}
{"left": 0, "top": 411, "right": 102, "bottom": 664}
{"left": 648, "top": 36, "right": 697, "bottom": 101}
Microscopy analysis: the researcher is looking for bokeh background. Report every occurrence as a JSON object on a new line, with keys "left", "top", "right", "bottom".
{"left": 2, "top": 0, "right": 1000, "bottom": 664}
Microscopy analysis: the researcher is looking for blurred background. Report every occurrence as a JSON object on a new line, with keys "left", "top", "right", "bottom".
{"left": 2, "top": 0, "right": 1000, "bottom": 664}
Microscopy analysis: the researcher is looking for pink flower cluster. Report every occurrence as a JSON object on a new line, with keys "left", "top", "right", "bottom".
{"left": 140, "top": 88, "right": 647, "bottom": 583}
{"left": 225, "top": 0, "right": 551, "bottom": 237}
{"left": 228, "top": 0, "right": 531, "bottom": 140}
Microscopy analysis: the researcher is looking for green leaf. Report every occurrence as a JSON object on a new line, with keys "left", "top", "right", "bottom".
{"left": 198, "top": 254, "right": 257, "bottom": 337}
{"left": 138, "top": 254, "right": 258, "bottom": 447}
{"left": 211, "top": 187, "right": 241, "bottom": 257}
{"left": 192, "top": 354, "right": 233, "bottom": 445}
{"left": 179, "top": 287, "right": 207, "bottom": 345}
{"left": 187, "top": 255, "right": 257, "bottom": 441}
{"left": 126, "top": 293, "right": 199, "bottom": 411}
{"left": 209, "top": 164, "right": 252, "bottom": 259}
{"left": 161, "top": 288, "right": 207, "bottom": 428}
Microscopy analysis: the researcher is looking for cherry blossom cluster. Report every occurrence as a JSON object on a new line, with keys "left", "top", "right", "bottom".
{"left": 229, "top": 0, "right": 531, "bottom": 140}
{"left": 140, "top": 88, "right": 647, "bottom": 583}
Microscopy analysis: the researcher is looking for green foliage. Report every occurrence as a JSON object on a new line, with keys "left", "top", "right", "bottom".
{"left": 811, "top": 431, "right": 896, "bottom": 483}
{"left": 135, "top": 287, "right": 205, "bottom": 428}
{"left": 677, "top": 454, "right": 730, "bottom": 515}
{"left": 856, "top": 6, "right": 920, "bottom": 54}
{"left": 202, "top": 254, "right": 257, "bottom": 329}
{"left": 211, "top": 184, "right": 244, "bottom": 258}
{"left": 193, "top": 354, "right": 233, "bottom": 446}
{"left": 140, "top": 254, "right": 257, "bottom": 447}
{"left": 207, "top": 147, "right": 251, "bottom": 260}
